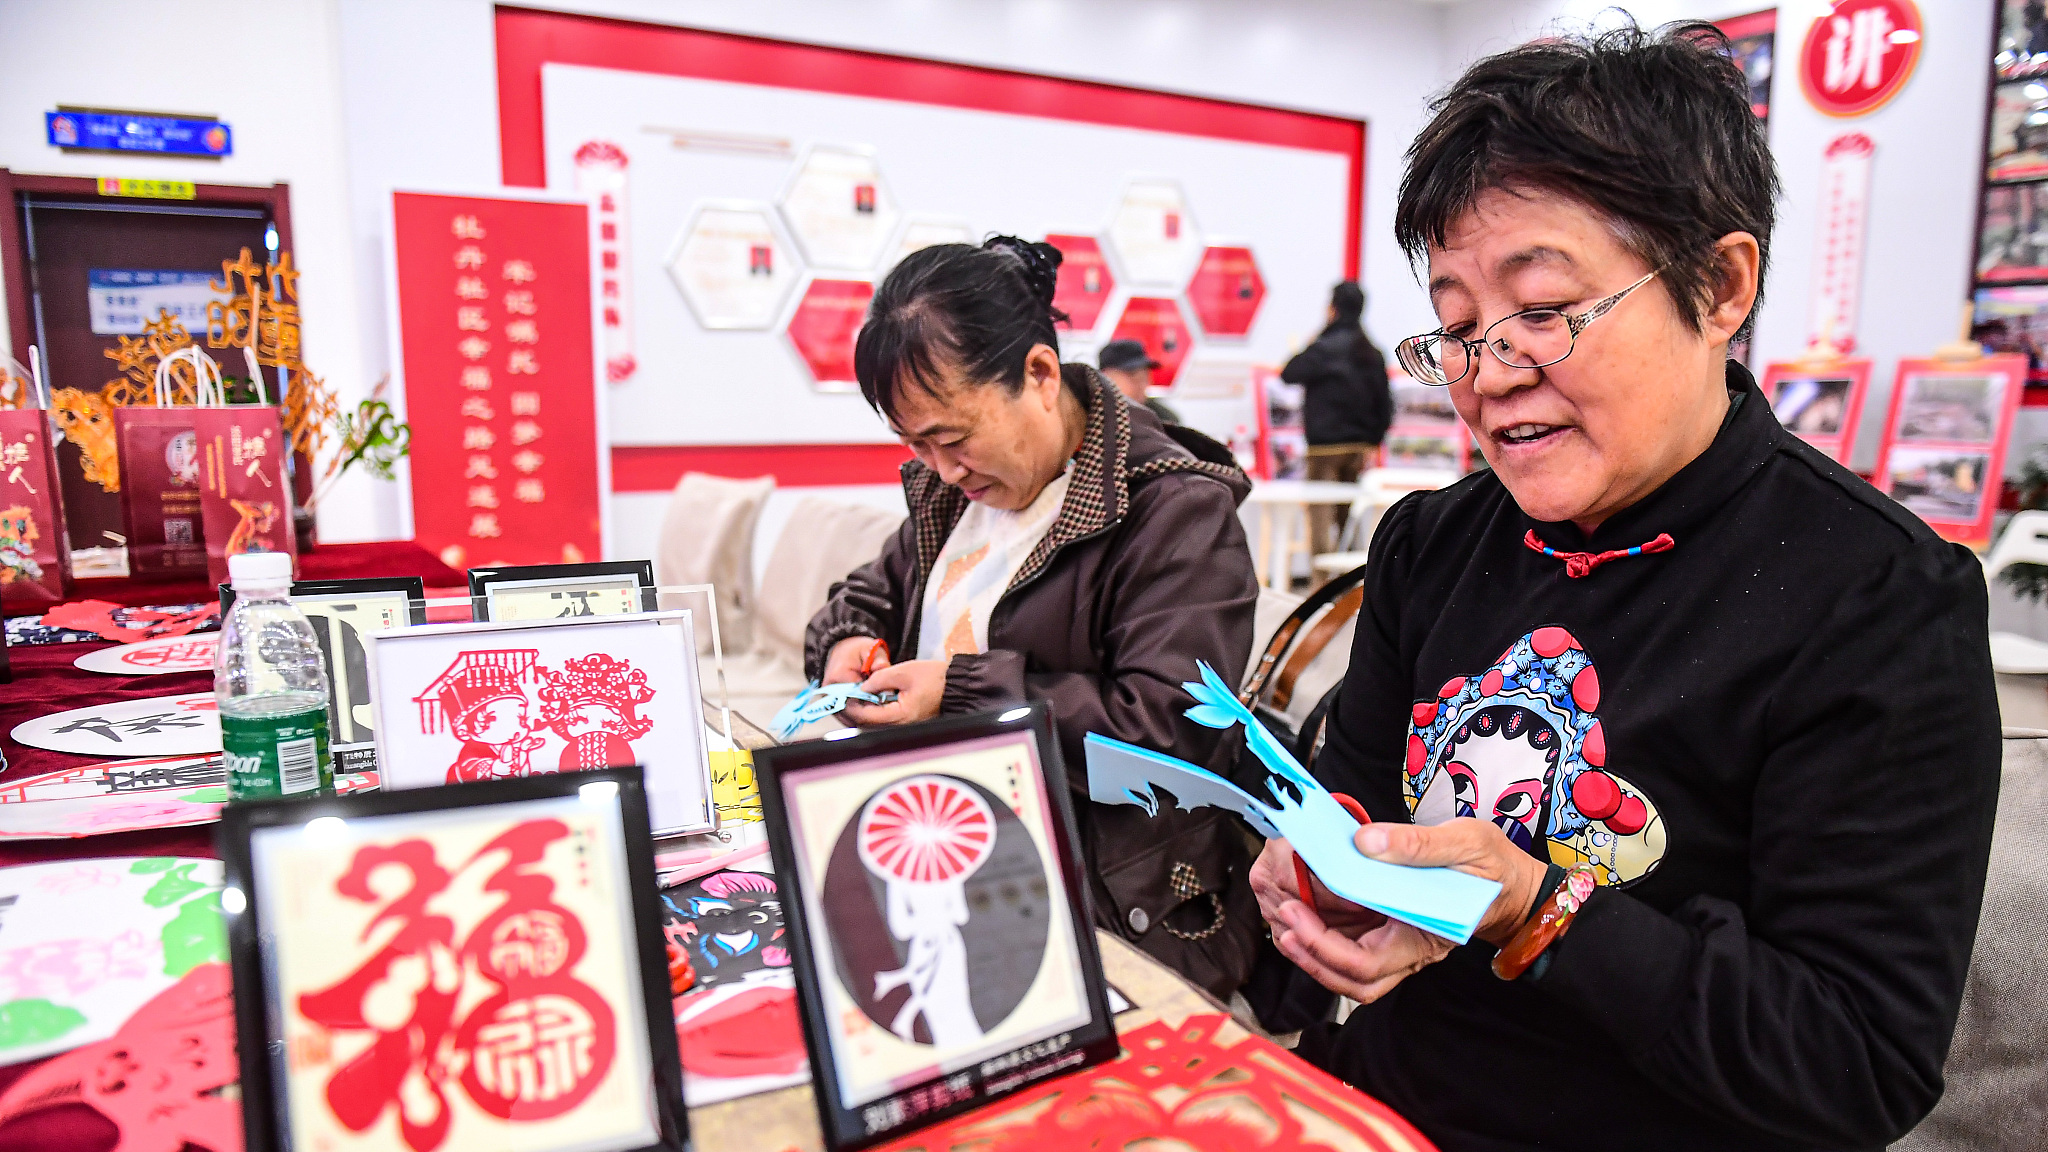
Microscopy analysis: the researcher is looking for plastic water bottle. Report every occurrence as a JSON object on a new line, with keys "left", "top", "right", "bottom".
{"left": 215, "top": 552, "right": 333, "bottom": 800}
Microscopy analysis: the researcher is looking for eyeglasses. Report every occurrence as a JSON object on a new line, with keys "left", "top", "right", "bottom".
{"left": 1394, "top": 270, "right": 1661, "bottom": 387}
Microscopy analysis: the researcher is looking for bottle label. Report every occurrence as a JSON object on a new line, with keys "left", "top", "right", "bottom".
{"left": 223, "top": 705, "right": 333, "bottom": 801}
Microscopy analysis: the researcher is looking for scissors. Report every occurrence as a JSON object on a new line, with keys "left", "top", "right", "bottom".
{"left": 1291, "top": 792, "right": 1372, "bottom": 915}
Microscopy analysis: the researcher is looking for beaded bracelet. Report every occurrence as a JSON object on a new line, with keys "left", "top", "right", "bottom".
{"left": 1491, "top": 862, "right": 1598, "bottom": 981}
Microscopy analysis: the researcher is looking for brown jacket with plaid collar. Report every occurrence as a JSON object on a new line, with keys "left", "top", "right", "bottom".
{"left": 804, "top": 365, "right": 1263, "bottom": 996}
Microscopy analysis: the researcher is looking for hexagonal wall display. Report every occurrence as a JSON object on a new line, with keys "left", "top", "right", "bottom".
{"left": 883, "top": 218, "right": 975, "bottom": 274}
{"left": 1108, "top": 179, "right": 1201, "bottom": 288}
{"left": 1187, "top": 245, "right": 1265, "bottom": 339}
{"left": 1044, "top": 234, "right": 1115, "bottom": 331}
{"left": 787, "top": 278, "right": 875, "bottom": 391}
{"left": 666, "top": 203, "right": 800, "bottom": 330}
{"left": 1111, "top": 297, "right": 1194, "bottom": 388}
{"left": 779, "top": 146, "right": 901, "bottom": 271}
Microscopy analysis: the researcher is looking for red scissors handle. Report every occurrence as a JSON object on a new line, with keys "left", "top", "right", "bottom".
{"left": 858, "top": 638, "right": 890, "bottom": 678}
{"left": 1291, "top": 793, "right": 1370, "bottom": 911}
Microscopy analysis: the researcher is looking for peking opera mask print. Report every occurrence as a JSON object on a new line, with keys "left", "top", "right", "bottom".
{"left": 1405, "top": 626, "right": 1666, "bottom": 887}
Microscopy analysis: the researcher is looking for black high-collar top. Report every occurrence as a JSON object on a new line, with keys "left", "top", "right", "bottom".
{"left": 1304, "top": 362, "right": 2000, "bottom": 1151}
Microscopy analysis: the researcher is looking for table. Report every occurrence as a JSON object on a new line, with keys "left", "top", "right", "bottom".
{"left": 1244, "top": 480, "right": 1365, "bottom": 591}
{"left": 3, "top": 539, "right": 466, "bottom": 617}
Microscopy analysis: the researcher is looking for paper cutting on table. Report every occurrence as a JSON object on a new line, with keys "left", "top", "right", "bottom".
{"left": 368, "top": 612, "right": 715, "bottom": 835}
{"left": 874, "top": 1012, "right": 1438, "bottom": 1152}
{"left": 0, "top": 767, "right": 375, "bottom": 841}
{"left": 74, "top": 633, "right": 219, "bottom": 675}
{"left": 231, "top": 776, "right": 679, "bottom": 1152}
{"left": 1085, "top": 662, "right": 1501, "bottom": 944}
{"left": 674, "top": 980, "right": 809, "bottom": 1106}
{"left": 11, "top": 601, "right": 218, "bottom": 646}
{"left": 0, "top": 961, "right": 238, "bottom": 1152}
{"left": 661, "top": 869, "right": 789, "bottom": 992}
{"left": 0, "top": 756, "right": 223, "bottom": 803}
{"left": 11, "top": 692, "right": 221, "bottom": 757}
{"left": 0, "top": 856, "right": 226, "bottom": 1066}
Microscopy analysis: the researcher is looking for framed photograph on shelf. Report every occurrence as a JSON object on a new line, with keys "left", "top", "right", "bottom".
{"left": 1874, "top": 356, "right": 2027, "bottom": 543}
{"left": 755, "top": 704, "right": 1117, "bottom": 1151}
{"left": 366, "top": 610, "right": 716, "bottom": 836}
{"left": 1974, "top": 284, "right": 2048, "bottom": 379}
{"left": 1757, "top": 359, "right": 1872, "bottom": 462}
{"left": 1991, "top": 80, "right": 2048, "bottom": 183}
{"left": 217, "top": 766, "right": 688, "bottom": 1152}
{"left": 221, "top": 576, "right": 427, "bottom": 774}
{"left": 1978, "top": 180, "right": 2048, "bottom": 283}
{"left": 468, "top": 560, "right": 655, "bottom": 622}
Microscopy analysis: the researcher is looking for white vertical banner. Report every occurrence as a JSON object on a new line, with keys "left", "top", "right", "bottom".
{"left": 575, "top": 140, "right": 638, "bottom": 383}
{"left": 1809, "top": 132, "right": 1875, "bottom": 355}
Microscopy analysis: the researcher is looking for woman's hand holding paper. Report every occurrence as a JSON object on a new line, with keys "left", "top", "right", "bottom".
{"left": 1254, "top": 820, "right": 1550, "bottom": 1005}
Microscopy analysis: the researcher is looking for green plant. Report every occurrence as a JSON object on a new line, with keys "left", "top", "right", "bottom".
{"left": 306, "top": 375, "right": 410, "bottom": 512}
{"left": 2000, "top": 444, "right": 2048, "bottom": 602}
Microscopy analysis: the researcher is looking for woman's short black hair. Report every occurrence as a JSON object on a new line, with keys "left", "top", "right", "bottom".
{"left": 1395, "top": 21, "right": 1779, "bottom": 338}
{"left": 854, "top": 236, "right": 1074, "bottom": 420}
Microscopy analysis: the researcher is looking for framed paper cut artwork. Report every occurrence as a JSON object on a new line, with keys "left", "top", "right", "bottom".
{"left": 366, "top": 611, "right": 715, "bottom": 836}
{"left": 1757, "top": 359, "right": 1872, "bottom": 462}
{"left": 659, "top": 867, "right": 811, "bottom": 1106}
{"left": 1874, "top": 356, "right": 2028, "bottom": 544}
{"left": 0, "top": 856, "right": 227, "bottom": 1066}
{"left": 755, "top": 703, "right": 1116, "bottom": 1152}
{"left": 217, "top": 767, "right": 688, "bottom": 1152}
{"left": 468, "top": 560, "right": 655, "bottom": 623}
{"left": 223, "top": 576, "right": 428, "bottom": 774}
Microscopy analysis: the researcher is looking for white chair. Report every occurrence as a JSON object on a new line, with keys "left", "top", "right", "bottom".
{"left": 718, "top": 496, "right": 906, "bottom": 739}
{"left": 1983, "top": 510, "right": 2048, "bottom": 678}
{"left": 654, "top": 472, "right": 775, "bottom": 654}
{"left": 1310, "top": 467, "right": 1462, "bottom": 580}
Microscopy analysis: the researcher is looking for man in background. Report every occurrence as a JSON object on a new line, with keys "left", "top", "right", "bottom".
{"left": 1282, "top": 281, "right": 1390, "bottom": 557}
{"left": 1099, "top": 339, "right": 1180, "bottom": 424}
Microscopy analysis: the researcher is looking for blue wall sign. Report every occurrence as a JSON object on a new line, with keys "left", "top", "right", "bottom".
{"left": 46, "top": 110, "right": 232, "bottom": 158}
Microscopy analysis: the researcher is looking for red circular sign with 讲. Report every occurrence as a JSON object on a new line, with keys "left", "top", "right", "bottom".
{"left": 786, "top": 278, "right": 874, "bottom": 388}
{"left": 1799, "top": 0, "right": 1921, "bottom": 118}
{"left": 1110, "top": 297, "right": 1193, "bottom": 388}
{"left": 1045, "top": 234, "right": 1115, "bottom": 331}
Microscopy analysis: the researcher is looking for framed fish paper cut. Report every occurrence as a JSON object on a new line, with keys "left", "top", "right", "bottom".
{"left": 467, "top": 560, "right": 655, "bottom": 623}
{"left": 755, "top": 703, "right": 1117, "bottom": 1152}
{"left": 216, "top": 766, "right": 688, "bottom": 1152}
{"left": 365, "top": 611, "right": 715, "bottom": 836}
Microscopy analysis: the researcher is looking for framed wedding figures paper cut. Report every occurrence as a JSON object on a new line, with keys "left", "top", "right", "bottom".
{"left": 755, "top": 703, "right": 1116, "bottom": 1151}
{"left": 365, "top": 611, "right": 715, "bottom": 836}
{"left": 216, "top": 767, "right": 688, "bottom": 1152}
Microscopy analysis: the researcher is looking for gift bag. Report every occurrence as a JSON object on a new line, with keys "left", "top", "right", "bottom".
{"left": 194, "top": 400, "right": 296, "bottom": 586}
{"left": 0, "top": 357, "right": 72, "bottom": 607}
{"left": 115, "top": 348, "right": 218, "bottom": 580}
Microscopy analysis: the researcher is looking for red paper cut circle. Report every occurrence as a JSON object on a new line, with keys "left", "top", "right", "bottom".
{"left": 857, "top": 774, "right": 995, "bottom": 884}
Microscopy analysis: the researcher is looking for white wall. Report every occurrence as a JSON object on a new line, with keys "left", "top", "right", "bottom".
{"left": 0, "top": 0, "right": 368, "bottom": 479}
{"left": 1437, "top": 0, "right": 1995, "bottom": 472}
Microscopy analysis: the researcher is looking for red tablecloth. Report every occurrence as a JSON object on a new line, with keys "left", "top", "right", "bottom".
{"left": 4, "top": 539, "right": 464, "bottom": 616}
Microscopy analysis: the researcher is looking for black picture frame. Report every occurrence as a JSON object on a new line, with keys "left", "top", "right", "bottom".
{"left": 216, "top": 765, "right": 688, "bottom": 1152}
{"left": 219, "top": 576, "right": 429, "bottom": 774}
{"left": 754, "top": 703, "right": 1117, "bottom": 1152}
{"left": 466, "top": 560, "right": 657, "bottom": 622}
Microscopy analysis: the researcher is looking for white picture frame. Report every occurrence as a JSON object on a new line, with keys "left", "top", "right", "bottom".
{"left": 365, "top": 610, "right": 715, "bottom": 835}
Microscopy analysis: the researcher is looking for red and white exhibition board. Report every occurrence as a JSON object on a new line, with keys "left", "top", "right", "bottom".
{"left": 388, "top": 189, "right": 609, "bottom": 570}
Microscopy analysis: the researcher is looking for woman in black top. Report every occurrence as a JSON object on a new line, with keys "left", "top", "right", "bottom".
{"left": 1281, "top": 281, "right": 1392, "bottom": 557}
{"left": 1252, "top": 23, "right": 1999, "bottom": 1151}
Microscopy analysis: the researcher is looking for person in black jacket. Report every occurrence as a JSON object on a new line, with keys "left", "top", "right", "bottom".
{"left": 1281, "top": 280, "right": 1391, "bottom": 559}
{"left": 1250, "top": 22, "right": 1999, "bottom": 1151}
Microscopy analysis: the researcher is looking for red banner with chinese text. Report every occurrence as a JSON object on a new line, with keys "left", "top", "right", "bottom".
{"left": 392, "top": 191, "right": 603, "bottom": 571}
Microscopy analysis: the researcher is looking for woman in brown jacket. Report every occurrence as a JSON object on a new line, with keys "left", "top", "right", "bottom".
{"left": 803, "top": 236, "right": 1262, "bottom": 996}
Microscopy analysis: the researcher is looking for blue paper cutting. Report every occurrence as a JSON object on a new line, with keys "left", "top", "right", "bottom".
{"left": 769, "top": 680, "right": 896, "bottom": 741}
{"left": 1084, "top": 662, "right": 1501, "bottom": 944}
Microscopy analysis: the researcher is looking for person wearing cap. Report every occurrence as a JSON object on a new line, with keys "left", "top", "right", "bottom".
{"left": 1282, "top": 281, "right": 1392, "bottom": 559}
{"left": 1098, "top": 339, "right": 1180, "bottom": 425}
{"left": 805, "top": 236, "right": 1264, "bottom": 997}
{"left": 414, "top": 651, "right": 546, "bottom": 782}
